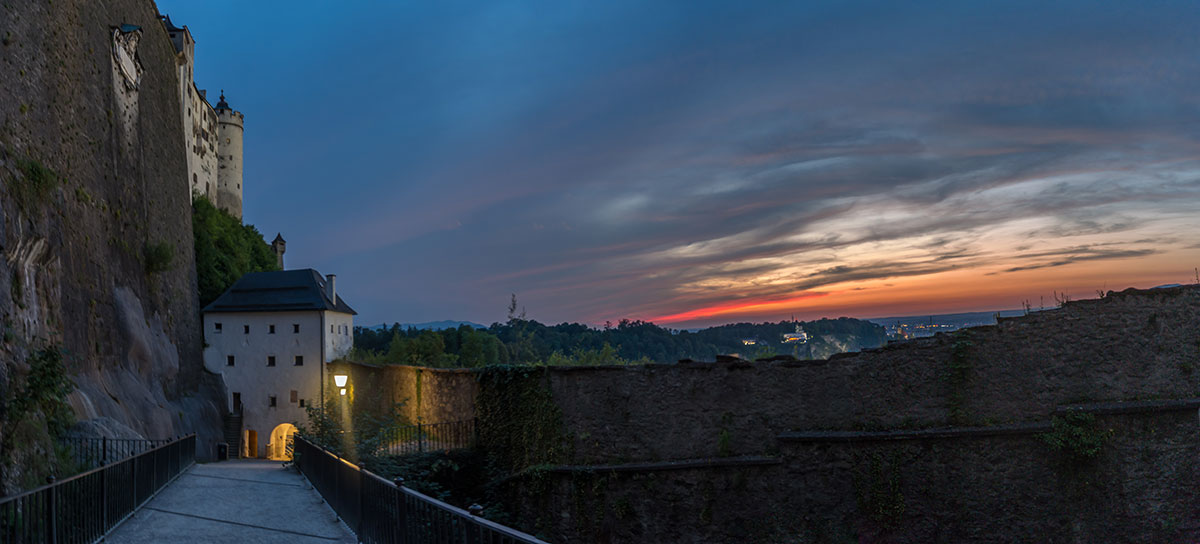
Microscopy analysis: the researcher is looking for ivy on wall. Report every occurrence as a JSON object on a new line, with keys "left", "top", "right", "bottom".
{"left": 475, "top": 365, "right": 573, "bottom": 475}
{"left": 853, "top": 451, "right": 906, "bottom": 531}
{"left": 945, "top": 332, "right": 975, "bottom": 426}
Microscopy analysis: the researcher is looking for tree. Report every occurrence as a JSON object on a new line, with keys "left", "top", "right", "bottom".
{"left": 192, "top": 197, "right": 278, "bottom": 307}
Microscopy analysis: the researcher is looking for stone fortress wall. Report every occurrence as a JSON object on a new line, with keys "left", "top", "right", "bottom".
{"left": 347, "top": 285, "right": 1200, "bottom": 542}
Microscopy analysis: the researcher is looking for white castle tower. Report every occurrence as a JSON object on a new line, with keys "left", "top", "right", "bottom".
{"left": 161, "top": 15, "right": 245, "bottom": 221}
{"left": 215, "top": 92, "right": 244, "bottom": 219}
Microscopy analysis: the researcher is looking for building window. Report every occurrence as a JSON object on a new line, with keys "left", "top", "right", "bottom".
{"left": 299, "top": 399, "right": 305, "bottom": 407}
{"left": 243, "top": 325, "right": 250, "bottom": 334}
{"left": 269, "top": 325, "right": 276, "bottom": 334}
{"left": 267, "top": 356, "right": 276, "bottom": 367}
{"left": 290, "top": 390, "right": 298, "bottom": 403}
{"left": 269, "top": 396, "right": 277, "bottom": 408}
{"left": 293, "top": 324, "right": 300, "bottom": 333}
{"left": 331, "top": 325, "right": 334, "bottom": 333}
{"left": 214, "top": 323, "right": 222, "bottom": 333}
{"left": 294, "top": 355, "right": 303, "bottom": 366}
{"left": 226, "top": 355, "right": 234, "bottom": 366}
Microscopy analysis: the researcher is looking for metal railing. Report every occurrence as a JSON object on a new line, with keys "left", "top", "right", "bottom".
{"left": 295, "top": 435, "right": 547, "bottom": 544}
{"left": 60, "top": 437, "right": 173, "bottom": 470}
{"left": 0, "top": 434, "right": 196, "bottom": 544}
{"left": 378, "top": 419, "right": 476, "bottom": 456}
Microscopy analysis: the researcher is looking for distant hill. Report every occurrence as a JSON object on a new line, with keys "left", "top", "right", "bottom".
{"left": 362, "top": 320, "right": 487, "bottom": 331}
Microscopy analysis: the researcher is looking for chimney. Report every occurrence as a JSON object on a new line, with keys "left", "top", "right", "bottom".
{"left": 326, "top": 274, "right": 336, "bottom": 303}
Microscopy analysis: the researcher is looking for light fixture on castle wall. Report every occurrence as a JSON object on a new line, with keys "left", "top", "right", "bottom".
{"left": 334, "top": 374, "right": 348, "bottom": 396}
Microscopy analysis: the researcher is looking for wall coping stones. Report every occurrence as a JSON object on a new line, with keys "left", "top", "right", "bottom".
{"left": 778, "top": 422, "right": 1052, "bottom": 443}
{"left": 1056, "top": 397, "right": 1200, "bottom": 415}
{"left": 537, "top": 456, "right": 782, "bottom": 474}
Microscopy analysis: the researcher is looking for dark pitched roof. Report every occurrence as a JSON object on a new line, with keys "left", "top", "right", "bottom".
{"left": 203, "top": 269, "right": 357, "bottom": 315}
{"left": 272, "top": 233, "right": 286, "bottom": 244}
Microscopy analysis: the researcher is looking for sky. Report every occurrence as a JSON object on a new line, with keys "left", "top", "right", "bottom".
{"left": 157, "top": 0, "right": 1200, "bottom": 328}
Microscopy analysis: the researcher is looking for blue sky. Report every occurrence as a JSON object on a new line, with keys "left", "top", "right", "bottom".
{"left": 158, "top": 0, "right": 1200, "bottom": 327}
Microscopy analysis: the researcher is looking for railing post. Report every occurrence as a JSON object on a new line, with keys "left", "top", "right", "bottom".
{"left": 467, "top": 504, "right": 484, "bottom": 544}
{"left": 101, "top": 436, "right": 108, "bottom": 466}
{"left": 45, "top": 476, "right": 57, "bottom": 544}
{"left": 101, "top": 465, "right": 108, "bottom": 530}
{"left": 394, "top": 477, "right": 407, "bottom": 544}
{"left": 417, "top": 423, "right": 424, "bottom": 453}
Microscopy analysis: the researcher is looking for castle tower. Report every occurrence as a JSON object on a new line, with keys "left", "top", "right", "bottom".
{"left": 215, "top": 92, "right": 244, "bottom": 219}
{"left": 271, "top": 233, "right": 286, "bottom": 270}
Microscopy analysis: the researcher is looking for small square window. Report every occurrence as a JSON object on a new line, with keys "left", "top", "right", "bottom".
{"left": 269, "top": 325, "right": 276, "bottom": 334}
{"left": 214, "top": 323, "right": 222, "bottom": 333}
{"left": 293, "top": 324, "right": 300, "bottom": 334}
{"left": 294, "top": 355, "right": 304, "bottom": 366}
{"left": 226, "top": 355, "right": 235, "bottom": 366}
{"left": 299, "top": 399, "right": 306, "bottom": 407}
{"left": 243, "top": 325, "right": 250, "bottom": 334}
{"left": 290, "top": 390, "right": 298, "bottom": 403}
{"left": 269, "top": 396, "right": 277, "bottom": 408}
{"left": 267, "top": 356, "right": 276, "bottom": 367}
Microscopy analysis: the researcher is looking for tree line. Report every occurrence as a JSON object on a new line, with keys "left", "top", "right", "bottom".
{"left": 352, "top": 312, "right": 887, "bottom": 368}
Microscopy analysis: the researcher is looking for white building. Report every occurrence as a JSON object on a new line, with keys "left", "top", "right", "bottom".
{"left": 202, "top": 269, "right": 355, "bottom": 459}
{"left": 160, "top": 15, "right": 245, "bottom": 219}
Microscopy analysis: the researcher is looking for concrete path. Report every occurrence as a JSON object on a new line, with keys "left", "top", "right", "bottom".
{"left": 104, "top": 459, "right": 355, "bottom": 543}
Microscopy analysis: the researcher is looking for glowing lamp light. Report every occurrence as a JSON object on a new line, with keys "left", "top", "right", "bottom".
{"left": 333, "top": 374, "right": 348, "bottom": 388}
{"left": 339, "top": 388, "right": 347, "bottom": 396}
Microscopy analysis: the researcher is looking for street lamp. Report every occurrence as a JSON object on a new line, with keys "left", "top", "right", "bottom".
{"left": 334, "top": 374, "right": 348, "bottom": 396}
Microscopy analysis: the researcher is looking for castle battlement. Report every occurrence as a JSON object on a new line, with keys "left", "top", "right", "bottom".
{"left": 161, "top": 15, "right": 244, "bottom": 220}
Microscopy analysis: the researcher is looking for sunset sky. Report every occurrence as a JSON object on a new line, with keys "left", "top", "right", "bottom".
{"left": 160, "top": 0, "right": 1200, "bottom": 328}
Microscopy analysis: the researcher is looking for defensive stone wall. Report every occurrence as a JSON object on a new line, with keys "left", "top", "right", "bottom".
{"left": 344, "top": 286, "right": 1200, "bottom": 542}
{"left": 542, "top": 286, "right": 1200, "bottom": 463}
{"left": 336, "top": 362, "right": 478, "bottom": 425}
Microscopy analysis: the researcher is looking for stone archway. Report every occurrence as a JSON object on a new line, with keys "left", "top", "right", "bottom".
{"left": 268, "top": 423, "right": 299, "bottom": 461}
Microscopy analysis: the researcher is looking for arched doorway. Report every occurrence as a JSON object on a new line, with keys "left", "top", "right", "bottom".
{"left": 268, "top": 423, "right": 298, "bottom": 461}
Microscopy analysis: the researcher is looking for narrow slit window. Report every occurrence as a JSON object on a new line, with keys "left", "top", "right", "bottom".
{"left": 269, "top": 325, "right": 276, "bottom": 334}
{"left": 226, "top": 355, "right": 235, "bottom": 366}
{"left": 214, "top": 323, "right": 222, "bottom": 333}
{"left": 294, "top": 355, "right": 304, "bottom": 366}
{"left": 269, "top": 396, "right": 277, "bottom": 408}
{"left": 267, "top": 356, "right": 276, "bottom": 367}
{"left": 243, "top": 325, "right": 250, "bottom": 334}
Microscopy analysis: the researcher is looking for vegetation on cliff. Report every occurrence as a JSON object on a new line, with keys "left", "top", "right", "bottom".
{"left": 192, "top": 197, "right": 278, "bottom": 307}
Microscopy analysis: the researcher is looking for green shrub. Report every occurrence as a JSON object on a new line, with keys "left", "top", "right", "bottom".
{"left": 143, "top": 241, "right": 174, "bottom": 274}
{"left": 1041, "top": 411, "right": 1112, "bottom": 461}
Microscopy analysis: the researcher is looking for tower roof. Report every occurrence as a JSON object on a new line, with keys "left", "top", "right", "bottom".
{"left": 215, "top": 90, "right": 230, "bottom": 111}
{"left": 159, "top": 15, "right": 183, "bottom": 32}
{"left": 272, "top": 233, "right": 286, "bottom": 244}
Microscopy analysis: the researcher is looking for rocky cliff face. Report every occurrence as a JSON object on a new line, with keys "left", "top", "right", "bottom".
{"left": 0, "top": 0, "right": 223, "bottom": 490}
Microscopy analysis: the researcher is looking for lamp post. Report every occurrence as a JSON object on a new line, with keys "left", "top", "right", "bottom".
{"left": 334, "top": 373, "right": 348, "bottom": 396}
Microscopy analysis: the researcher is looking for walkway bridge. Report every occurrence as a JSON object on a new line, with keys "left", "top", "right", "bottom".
{"left": 0, "top": 426, "right": 546, "bottom": 543}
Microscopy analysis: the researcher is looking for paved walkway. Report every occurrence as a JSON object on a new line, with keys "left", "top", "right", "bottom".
{"left": 105, "top": 459, "right": 355, "bottom": 543}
